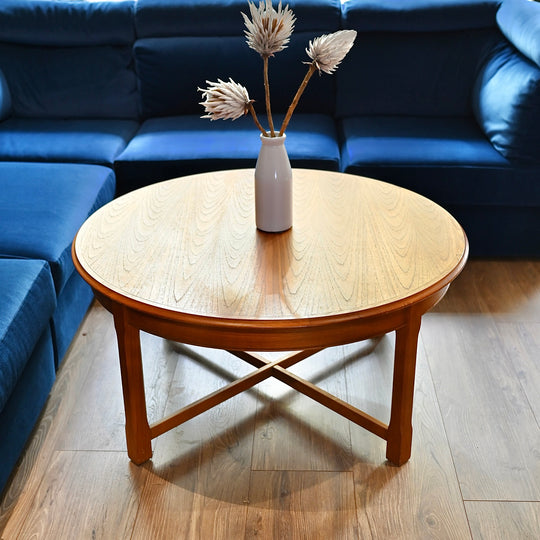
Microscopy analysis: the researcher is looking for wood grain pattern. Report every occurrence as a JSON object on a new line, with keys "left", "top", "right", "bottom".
{"left": 130, "top": 346, "right": 257, "bottom": 540}
{"left": 7, "top": 451, "right": 144, "bottom": 539}
{"left": 465, "top": 501, "right": 540, "bottom": 540}
{"left": 74, "top": 169, "right": 467, "bottom": 322}
{"left": 349, "top": 337, "right": 472, "bottom": 539}
{"left": 497, "top": 322, "right": 540, "bottom": 420}
{"left": 245, "top": 471, "right": 359, "bottom": 539}
{"left": 423, "top": 261, "right": 540, "bottom": 502}
{"left": 423, "top": 313, "right": 540, "bottom": 501}
{"left": 251, "top": 348, "right": 355, "bottom": 472}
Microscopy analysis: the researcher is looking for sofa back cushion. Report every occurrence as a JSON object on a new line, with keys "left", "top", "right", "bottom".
{"left": 341, "top": 0, "right": 500, "bottom": 32}
{"left": 0, "top": 68, "right": 11, "bottom": 121}
{"left": 135, "top": 33, "right": 336, "bottom": 120}
{"left": 0, "top": 0, "right": 135, "bottom": 46}
{"left": 0, "top": 0, "right": 138, "bottom": 119}
{"left": 337, "top": 0, "right": 500, "bottom": 118}
{"left": 134, "top": 0, "right": 341, "bottom": 38}
{"left": 472, "top": 41, "right": 540, "bottom": 164}
{"left": 133, "top": 0, "right": 341, "bottom": 121}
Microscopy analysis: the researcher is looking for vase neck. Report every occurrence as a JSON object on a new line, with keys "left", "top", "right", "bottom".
{"left": 260, "top": 134, "right": 286, "bottom": 146}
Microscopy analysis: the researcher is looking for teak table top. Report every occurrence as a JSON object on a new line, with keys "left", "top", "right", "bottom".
{"left": 74, "top": 168, "right": 467, "bottom": 349}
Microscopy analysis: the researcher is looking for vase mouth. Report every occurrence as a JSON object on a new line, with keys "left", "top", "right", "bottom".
{"left": 260, "top": 133, "right": 286, "bottom": 143}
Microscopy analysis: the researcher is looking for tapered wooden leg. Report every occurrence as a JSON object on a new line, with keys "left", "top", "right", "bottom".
{"left": 114, "top": 310, "right": 152, "bottom": 464}
{"left": 386, "top": 313, "right": 422, "bottom": 465}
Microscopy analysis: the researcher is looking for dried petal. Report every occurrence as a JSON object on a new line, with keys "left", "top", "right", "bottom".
{"left": 198, "top": 78, "right": 251, "bottom": 121}
{"left": 242, "top": 0, "right": 295, "bottom": 57}
{"left": 306, "top": 30, "right": 357, "bottom": 74}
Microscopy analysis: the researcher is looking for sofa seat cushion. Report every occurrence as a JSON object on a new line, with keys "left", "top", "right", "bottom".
{"left": 339, "top": 115, "right": 540, "bottom": 207}
{"left": 115, "top": 114, "right": 340, "bottom": 194}
{"left": 341, "top": 116, "right": 508, "bottom": 167}
{"left": 0, "top": 118, "right": 139, "bottom": 166}
{"left": 0, "top": 162, "right": 116, "bottom": 293}
{"left": 0, "top": 258, "right": 56, "bottom": 411}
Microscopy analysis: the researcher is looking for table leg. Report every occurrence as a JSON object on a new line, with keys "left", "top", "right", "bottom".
{"left": 114, "top": 311, "right": 152, "bottom": 465}
{"left": 386, "top": 314, "right": 422, "bottom": 466}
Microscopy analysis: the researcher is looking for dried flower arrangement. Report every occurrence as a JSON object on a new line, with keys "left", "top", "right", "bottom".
{"left": 198, "top": 0, "right": 357, "bottom": 137}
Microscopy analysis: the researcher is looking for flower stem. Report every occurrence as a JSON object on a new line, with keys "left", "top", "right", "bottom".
{"left": 263, "top": 56, "right": 275, "bottom": 136}
{"left": 248, "top": 102, "right": 270, "bottom": 137}
{"left": 279, "top": 62, "right": 317, "bottom": 137}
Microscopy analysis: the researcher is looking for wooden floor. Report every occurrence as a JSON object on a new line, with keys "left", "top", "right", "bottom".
{"left": 1, "top": 259, "right": 539, "bottom": 539}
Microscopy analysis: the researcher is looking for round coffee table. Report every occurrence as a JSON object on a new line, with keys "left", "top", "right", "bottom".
{"left": 73, "top": 169, "right": 468, "bottom": 466}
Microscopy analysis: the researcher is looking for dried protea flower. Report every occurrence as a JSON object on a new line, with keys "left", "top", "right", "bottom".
{"left": 242, "top": 0, "right": 295, "bottom": 58}
{"left": 278, "top": 30, "right": 357, "bottom": 136}
{"left": 198, "top": 78, "right": 269, "bottom": 136}
{"left": 306, "top": 30, "right": 357, "bottom": 74}
{"left": 198, "top": 78, "right": 251, "bottom": 121}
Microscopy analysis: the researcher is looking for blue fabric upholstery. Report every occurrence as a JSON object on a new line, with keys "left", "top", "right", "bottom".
{"left": 52, "top": 270, "right": 94, "bottom": 368}
{"left": 0, "top": 259, "right": 56, "bottom": 412}
{"left": 449, "top": 205, "right": 540, "bottom": 256}
{"left": 0, "top": 326, "right": 55, "bottom": 495}
{"left": 340, "top": 115, "right": 539, "bottom": 205}
{"left": 0, "top": 162, "right": 116, "bottom": 293}
{"left": 115, "top": 114, "right": 340, "bottom": 193}
{"left": 340, "top": 116, "right": 509, "bottom": 172}
{"left": 472, "top": 42, "right": 540, "bottom": 164}
{"left": 497, "top": 0, "right": 540, "bottom": 67}
{"left": 0, "top": 119, "right": 139, "bottom": 166}
{"left": 336, "top": 28, "right": 500, "bottom": 118}
{"left": 135, "top": 32, "right": 336, "bottom": 119}
{"left": 0, "top": 68, "right": 11, "bottom": 121}
{"left": 134, "top": 0, "right": 341, "bottom": 38}
{"left": 0, "top": 44, "right": 139, "bottom": 119}
{"left": 0, "top": 0, "right": 135, "bottom": 46}
{"left": 341, "top": 0, "right": 500, "bottom": 31}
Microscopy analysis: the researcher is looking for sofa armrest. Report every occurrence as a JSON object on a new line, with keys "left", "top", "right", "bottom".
{"left": 497, "top": 0, "right": 540, "bottom": 67}
{"left": 472, "top": 38, "right": 540, "bottom": 164}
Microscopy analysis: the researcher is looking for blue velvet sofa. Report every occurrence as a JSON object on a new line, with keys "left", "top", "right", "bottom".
{"left": 1, "top": 0, "right": 539, "bottom": 496}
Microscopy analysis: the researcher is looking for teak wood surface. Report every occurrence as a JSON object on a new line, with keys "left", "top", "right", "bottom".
{"left": 72, "top": 168, "right": 468, "bottom": 466}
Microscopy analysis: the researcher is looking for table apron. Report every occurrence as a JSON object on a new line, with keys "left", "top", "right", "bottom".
{"left": 93, "top": 286, "right": 448, "bottom": 352}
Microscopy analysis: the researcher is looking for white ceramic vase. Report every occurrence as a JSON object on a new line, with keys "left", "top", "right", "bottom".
{"left": 254, "top": 134, "right": 292, "bottom": 233}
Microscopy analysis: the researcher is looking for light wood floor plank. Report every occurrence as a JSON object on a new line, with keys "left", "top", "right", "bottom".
{"left": 250, "top": 348, "right": 354, "bottom": 471}
{"left": 465, "top": 501, "right": 540, "bottom": 540}
{"left": 348, "top": 335, "right": 471, "bottom": 539}
{"left": 423, "top": 260, "right": 540, "bottom": 501}
{"left": 496, "top": 322, "right": 540, "bottom": 421}
{"left": 56, "top": 329, "right": 180, "bottom": 452}
{"left": 5, "top": 451, "right": 144, "bottom": 539}
{"left": 245, "top": 471, "right": 358, "bottom": 539}
{"left": 0, "top": 303, "right": 114, "bottom": 534}
{"left": 129, "top": 345, "right": 257, "bottom": 539}
{"left": 432, "top": 260, "right": 540, "bottom": 322}
{"left": 423, "top": 313, "right": 540, "bottom": 501}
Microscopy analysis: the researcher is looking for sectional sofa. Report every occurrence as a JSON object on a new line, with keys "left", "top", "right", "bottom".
{"left": 1, "top": 0, "right": 539, "bottom": 496}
